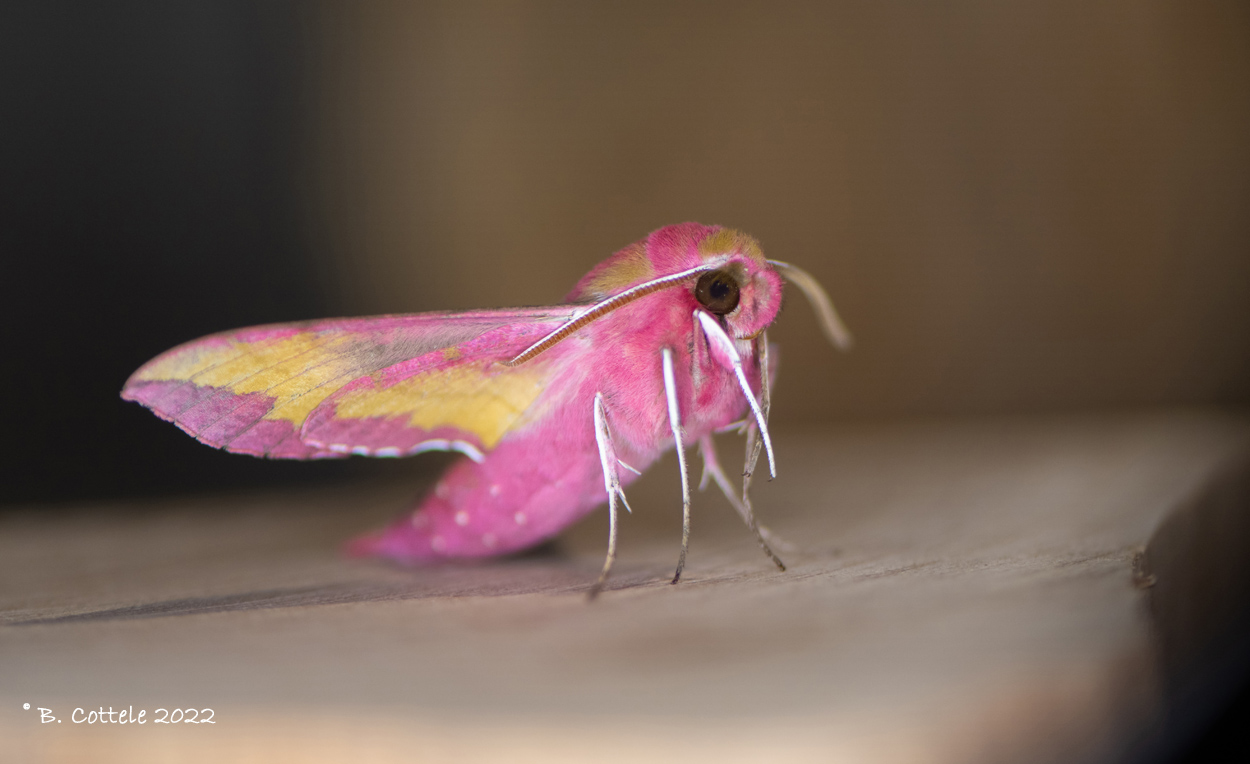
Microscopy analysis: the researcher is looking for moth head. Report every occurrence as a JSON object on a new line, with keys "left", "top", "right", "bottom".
{"left": 686, "top": 230, "right": 784, "bottom": 341}
{"left": 566, "top": 223, "right": 784, "bottom": 340}
{"left": 511, "top": 223, "right": 848, "bottom": 367}
{"left": 671, "top": 224, "right": 852, "bottom": 350}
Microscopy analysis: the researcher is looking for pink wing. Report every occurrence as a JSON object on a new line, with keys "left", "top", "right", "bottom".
{"left": 122, "top": 309, "right": 573, "bottom": 459}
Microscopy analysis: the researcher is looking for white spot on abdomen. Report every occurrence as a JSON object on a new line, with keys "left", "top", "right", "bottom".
{"left": 489, "top": 484, "right": 501, "bottom": 497}
{"left": 454, "top": 510, "right": 469, "bottom": 527}
{"left": 514, "top": 512, "right": 527, "bottom": 526}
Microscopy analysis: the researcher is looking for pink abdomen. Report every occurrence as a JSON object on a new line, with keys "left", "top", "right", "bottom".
{"left": 348, "top": 430, "right": 637, "bottom": 561}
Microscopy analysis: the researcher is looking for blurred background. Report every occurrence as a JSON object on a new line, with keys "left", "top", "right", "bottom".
{"left": 3, "top": 0, "right": 1248, "bottom": 505}
{"left": 2, "top": 2, "right": 1249, "bottom": 760}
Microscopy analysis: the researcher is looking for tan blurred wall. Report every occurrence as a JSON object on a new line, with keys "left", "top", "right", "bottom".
{"left": 307, "top": 0, "right": 1250, "bottom": 422}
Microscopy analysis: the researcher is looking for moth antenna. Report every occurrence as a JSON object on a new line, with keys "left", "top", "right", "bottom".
{"left": 590, "top": 393, "right": 623, "bottom": 599}
{"left": 767, "top": 259, "right": 854, "bottom": 351}
{"left": 700, "top": 435, "right": 786, "bottom": 571}
{"left": 662, "top": 347, "right": 693, "bottom": 585}
{"left": 695, "top": 311, "right": 777, "bottom": 479}
{"left": 505, "top": 265, "right": 715, "bottom": 366}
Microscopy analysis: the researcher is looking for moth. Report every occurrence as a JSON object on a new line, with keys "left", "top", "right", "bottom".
{"left": 122, "top": 223, "right": 850, "bottom": 594}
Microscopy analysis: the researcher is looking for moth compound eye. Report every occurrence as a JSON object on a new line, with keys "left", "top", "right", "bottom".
{"left": 694, "top": 270, "right": 740, "bottom": 315}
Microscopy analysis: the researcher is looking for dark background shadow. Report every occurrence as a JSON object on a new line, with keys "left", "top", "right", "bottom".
{"left": 1, "top": 2, "right": 362, "bottom": 502}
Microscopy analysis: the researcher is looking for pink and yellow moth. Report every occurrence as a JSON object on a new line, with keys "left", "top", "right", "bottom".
{"left": 122, "top": 223, "right": 851, "bottom": 594}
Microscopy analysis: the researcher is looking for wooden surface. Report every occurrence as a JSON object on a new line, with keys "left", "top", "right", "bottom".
{"left": 3, "top": 411, "right": 1249, "bottom": 763}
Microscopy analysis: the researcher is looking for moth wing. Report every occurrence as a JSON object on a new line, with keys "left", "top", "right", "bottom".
{"left": 298, "top": 325, "right": 564, "bottom": 459}
{"left": 122, "top": 309, "right": 572, "bottom": 459}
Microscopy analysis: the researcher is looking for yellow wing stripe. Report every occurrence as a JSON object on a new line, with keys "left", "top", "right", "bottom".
{"left": 135, "top": 332, "right": 364, "bottom": 426}
{"left": 331, "top": 363, "right": 547, "bottom": 449}
{"left": 261, "top": 365, "right": 363, "bottom": 425}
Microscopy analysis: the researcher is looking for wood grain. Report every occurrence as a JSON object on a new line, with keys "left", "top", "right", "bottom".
{"left": 2, "top": 411, "right": 1248, "bottom": 763}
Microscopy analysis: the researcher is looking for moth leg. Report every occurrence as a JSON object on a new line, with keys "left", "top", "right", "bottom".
{"left": 589, "top": 392, "right": 628, "bottom": 599}
{"left": 695, "top": 311, "right": 776, "bottom": 479}
{"left": 743, "top": 329, "right": 772, "bottom": 493}
{"left": 661, "top": 347, "right": 693, "bottom": 584}
{"left": 700, "top": 434, "right": 786, "bottom": 571}
{"left": 742, "top": 332, "right": 793, "bottom": 561}
{"left": 714, "top": 418, "right": 751, "bottom": 437}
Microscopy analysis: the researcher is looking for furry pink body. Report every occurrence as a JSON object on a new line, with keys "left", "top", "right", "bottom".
{"left": 352, "top": 286, "right": 766, "bottom": 560}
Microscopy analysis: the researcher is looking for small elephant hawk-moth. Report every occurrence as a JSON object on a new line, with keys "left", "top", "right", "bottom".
{"left": 122, "top": 223, "right": 851, "bottom": 595}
